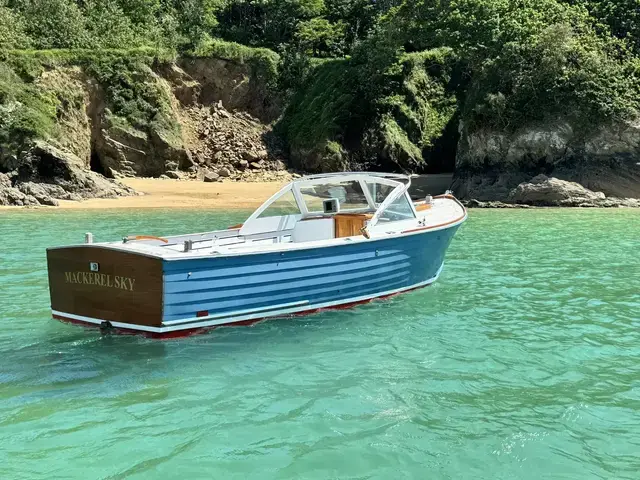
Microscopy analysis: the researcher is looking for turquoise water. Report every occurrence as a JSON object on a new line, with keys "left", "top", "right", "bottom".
{"left": 0, "top": 208, "right": 638, "bottom": 479}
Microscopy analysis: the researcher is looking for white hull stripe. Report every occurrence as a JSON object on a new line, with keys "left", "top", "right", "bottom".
{"left": 53, "top": 265, "right": 443, "bottom": 334}
{"left": 163, "top": 300, "right": 310, "bottom": 326}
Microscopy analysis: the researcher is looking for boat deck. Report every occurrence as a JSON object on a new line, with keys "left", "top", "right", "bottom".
{"left": 79, "top": 195, "right": 465, "bottom": 260}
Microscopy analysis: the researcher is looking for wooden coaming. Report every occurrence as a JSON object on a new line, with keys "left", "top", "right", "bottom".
{"left": 47, "top": 246, "right": 163, "bottom": 327}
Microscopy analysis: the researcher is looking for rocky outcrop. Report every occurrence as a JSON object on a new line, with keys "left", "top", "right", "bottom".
{"left": 86, "top": 73, "right": 192, "bottom": 179}
{"left": 458, "top": 174, "right": 640, "bottom": 208}
{"left": 0, "top": 142, "right": 135, "bottom": 206}
{"left": 507, "top": 175, "right": 639, "bottom": 207}
{"left": 453, "top": 119, "right": 640, "bottom": 202}
{"left": 0, "top": 173, "right": 39, "bottom": 206}
{"left": 508, "top": 175, "right": 602, "bottom": 206}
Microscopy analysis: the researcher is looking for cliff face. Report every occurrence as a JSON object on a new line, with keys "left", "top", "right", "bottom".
{"left": 2, "top": 48, "right": 639, "bottom": 207}
{"left": 0, "top": 52, "right": 290, "bottom": 206}
{"left": 452, "top": 119, "right": 640, "bottom": 203}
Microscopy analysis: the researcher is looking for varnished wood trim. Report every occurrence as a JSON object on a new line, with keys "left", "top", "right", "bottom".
{"left": 414, "top": 203, "right": 433, "bottom": 212}
{"left": 401, "top": 214, "right": 465, "bottom": 234}
{"left": 47, "top": 246, "right": 163, "bottom": 327}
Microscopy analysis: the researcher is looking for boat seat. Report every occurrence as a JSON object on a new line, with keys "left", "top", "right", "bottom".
{"left": 291, "top": 217, "right": 334, "bottom": 243}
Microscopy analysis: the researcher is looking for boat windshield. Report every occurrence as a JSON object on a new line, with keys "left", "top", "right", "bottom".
{"left": 257, "top": 190, "right": 301, "bottom": 217}
{"left": 365, "top": 181, "right": 395, "bottom": 206}
{"left": 378, "top": 194, "right": 415, "bottom": 222}
{"left": 299, "top": 181, "right": 369, "bottom": 213}
{"left": 240, "top": 173, "right": 416, "bottom": 236}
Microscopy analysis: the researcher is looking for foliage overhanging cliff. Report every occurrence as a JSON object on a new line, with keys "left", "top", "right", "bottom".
{"left": 1, "top": 0, "right": 640, "bottom": 190}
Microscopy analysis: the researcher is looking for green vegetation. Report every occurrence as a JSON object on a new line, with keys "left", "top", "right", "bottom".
{"left": 1, "top": 0, "right": 640, "bottom": 171}
{"left": 0, "top": 48, "right": 180, "bottom": 157}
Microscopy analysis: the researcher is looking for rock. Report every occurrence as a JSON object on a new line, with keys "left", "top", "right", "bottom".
{"left": 454, "top": 118, "right": 640, "bottom": 201}
{"left": 0, "top": 172, "right": 11, "bottom": 188}
{"left": 15, "top": 141, "right": 136, "bottom": 200}
{"left": 0, "top": 182, "right": 40, "bottom": 206}
{"left": 165, "top": 171, "right": 181, "bottom": 179}
{"left": 243, "top": 150, "right": 267, "bottom": 161}
{"left": 65, "top": 193, "right": 83, "bottom": 202}
{"left": 165, "top": 161, "right": 179, "bottom": 171}
{"left": 508, "top": 175, "right": 607, "bottom": 206}
{"left": 204, "top": 172, "right": 220, "bottom": 182}
{"left": 159, "top": 174, "right": 169, "bottom": 179}
{"left": 181, "top": 150, "right": 196, "bottom": 170}
{"left": 463, "top": 199, "right": 531, "bottom": 208}
{"left": 156, "top": 63, "right": 201, "bottom": 106}
{"left": 237, "top": 159, "right": 249, "bottom": 170}
{"left": 0, "top": 154, "right": 20, "bottom": 172}
{"left": 218, "top": 167, "right": 231, "bottom": 177}
{"left": 250, "top": 162, "right": 263, "bottom": 170}
{"left": 17, "top": 182, "right": 60, "bottom": 206}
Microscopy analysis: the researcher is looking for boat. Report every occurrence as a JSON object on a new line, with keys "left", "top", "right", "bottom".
{"left": 46, "top": 172, "right": 466, "bottom": 338}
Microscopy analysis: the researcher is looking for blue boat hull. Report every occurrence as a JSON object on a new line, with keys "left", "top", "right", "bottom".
{"left": 161, "top": 224, "right": 461, "bottom": 329}
{"left": 49, "top": 223, "right": 462, "bottom": 337}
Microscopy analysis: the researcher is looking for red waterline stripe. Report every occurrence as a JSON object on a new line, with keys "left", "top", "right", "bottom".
{"left": 52, "top": 282, "right": 433, "bottom": 340}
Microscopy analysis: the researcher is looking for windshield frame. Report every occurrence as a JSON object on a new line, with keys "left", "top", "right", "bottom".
{"left": 240, "top": 173, "right": 417, "bottom": 235}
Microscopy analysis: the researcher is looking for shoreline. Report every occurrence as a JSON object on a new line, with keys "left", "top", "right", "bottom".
{"left": 1, "top": 177, "right": 638, "bottom": 211}
{"left": 0, "top": 179, "right": 287, "bottom": 211}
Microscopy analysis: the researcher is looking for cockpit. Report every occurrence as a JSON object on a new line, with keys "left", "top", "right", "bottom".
{"left": 238, "top": 173, "right": 418, "bottom": 244}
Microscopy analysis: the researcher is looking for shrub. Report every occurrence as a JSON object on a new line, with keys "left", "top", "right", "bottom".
{"left": 0, "top": 5, "right": 31, "bottom": 50}
{"left": 13, "top": 0, "right": 89, "bottom": 49}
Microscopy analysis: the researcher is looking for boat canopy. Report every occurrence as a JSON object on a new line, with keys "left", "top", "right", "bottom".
{"left": 240, "top": 172, "right": 416, "bottom": 236}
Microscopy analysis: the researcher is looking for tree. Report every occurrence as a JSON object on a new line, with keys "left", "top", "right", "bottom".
{"left": 84, "top": 0, "right": 141, "bottom": 49}
{"left": 296, "top": 17, "right": 346, "bottom": 56}
{"left": 11, "top": 0, "right": 89, "bottom": 49}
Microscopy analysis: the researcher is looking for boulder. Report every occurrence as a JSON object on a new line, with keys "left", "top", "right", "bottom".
{"left": 165, "top": 160, "right": 179, "bottom": 171}
{"left": 508, "top": 175, "right": 606, "bottom": 206}
{"left": 17, "top": 182, "right": 60, "bottom": 206}
{"left": 0, "top": 181, "right": 39, "bottom": 206}
{"left": 204, "top": 172, "right": 220, "bottom": 182}
{"left": 290, "top": 141, "right": 347, "bottom": 173}
{"left": 14, "top": 141, "right": 136, "bottom": 201}
{"left": 181, "top": 150, "right": 196, "bottom": 170}
{"left": 218, "top": 167, "right": 231, "bottom": 178}
{"left": 165, "top": 171, "right": 182, "bottom": 179}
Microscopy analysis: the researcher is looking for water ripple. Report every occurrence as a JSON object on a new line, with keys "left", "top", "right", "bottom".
{"left": 0, "top": 208, "right": 638, "bottom": 479}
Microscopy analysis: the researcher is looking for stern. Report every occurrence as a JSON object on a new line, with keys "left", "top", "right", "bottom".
{"left": 47, "top": 246, "right": 163, "bottom": 330}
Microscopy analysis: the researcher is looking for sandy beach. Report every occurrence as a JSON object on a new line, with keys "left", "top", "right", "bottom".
{"left": 1, "top": 179, "right": 287, "bottom": 211}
